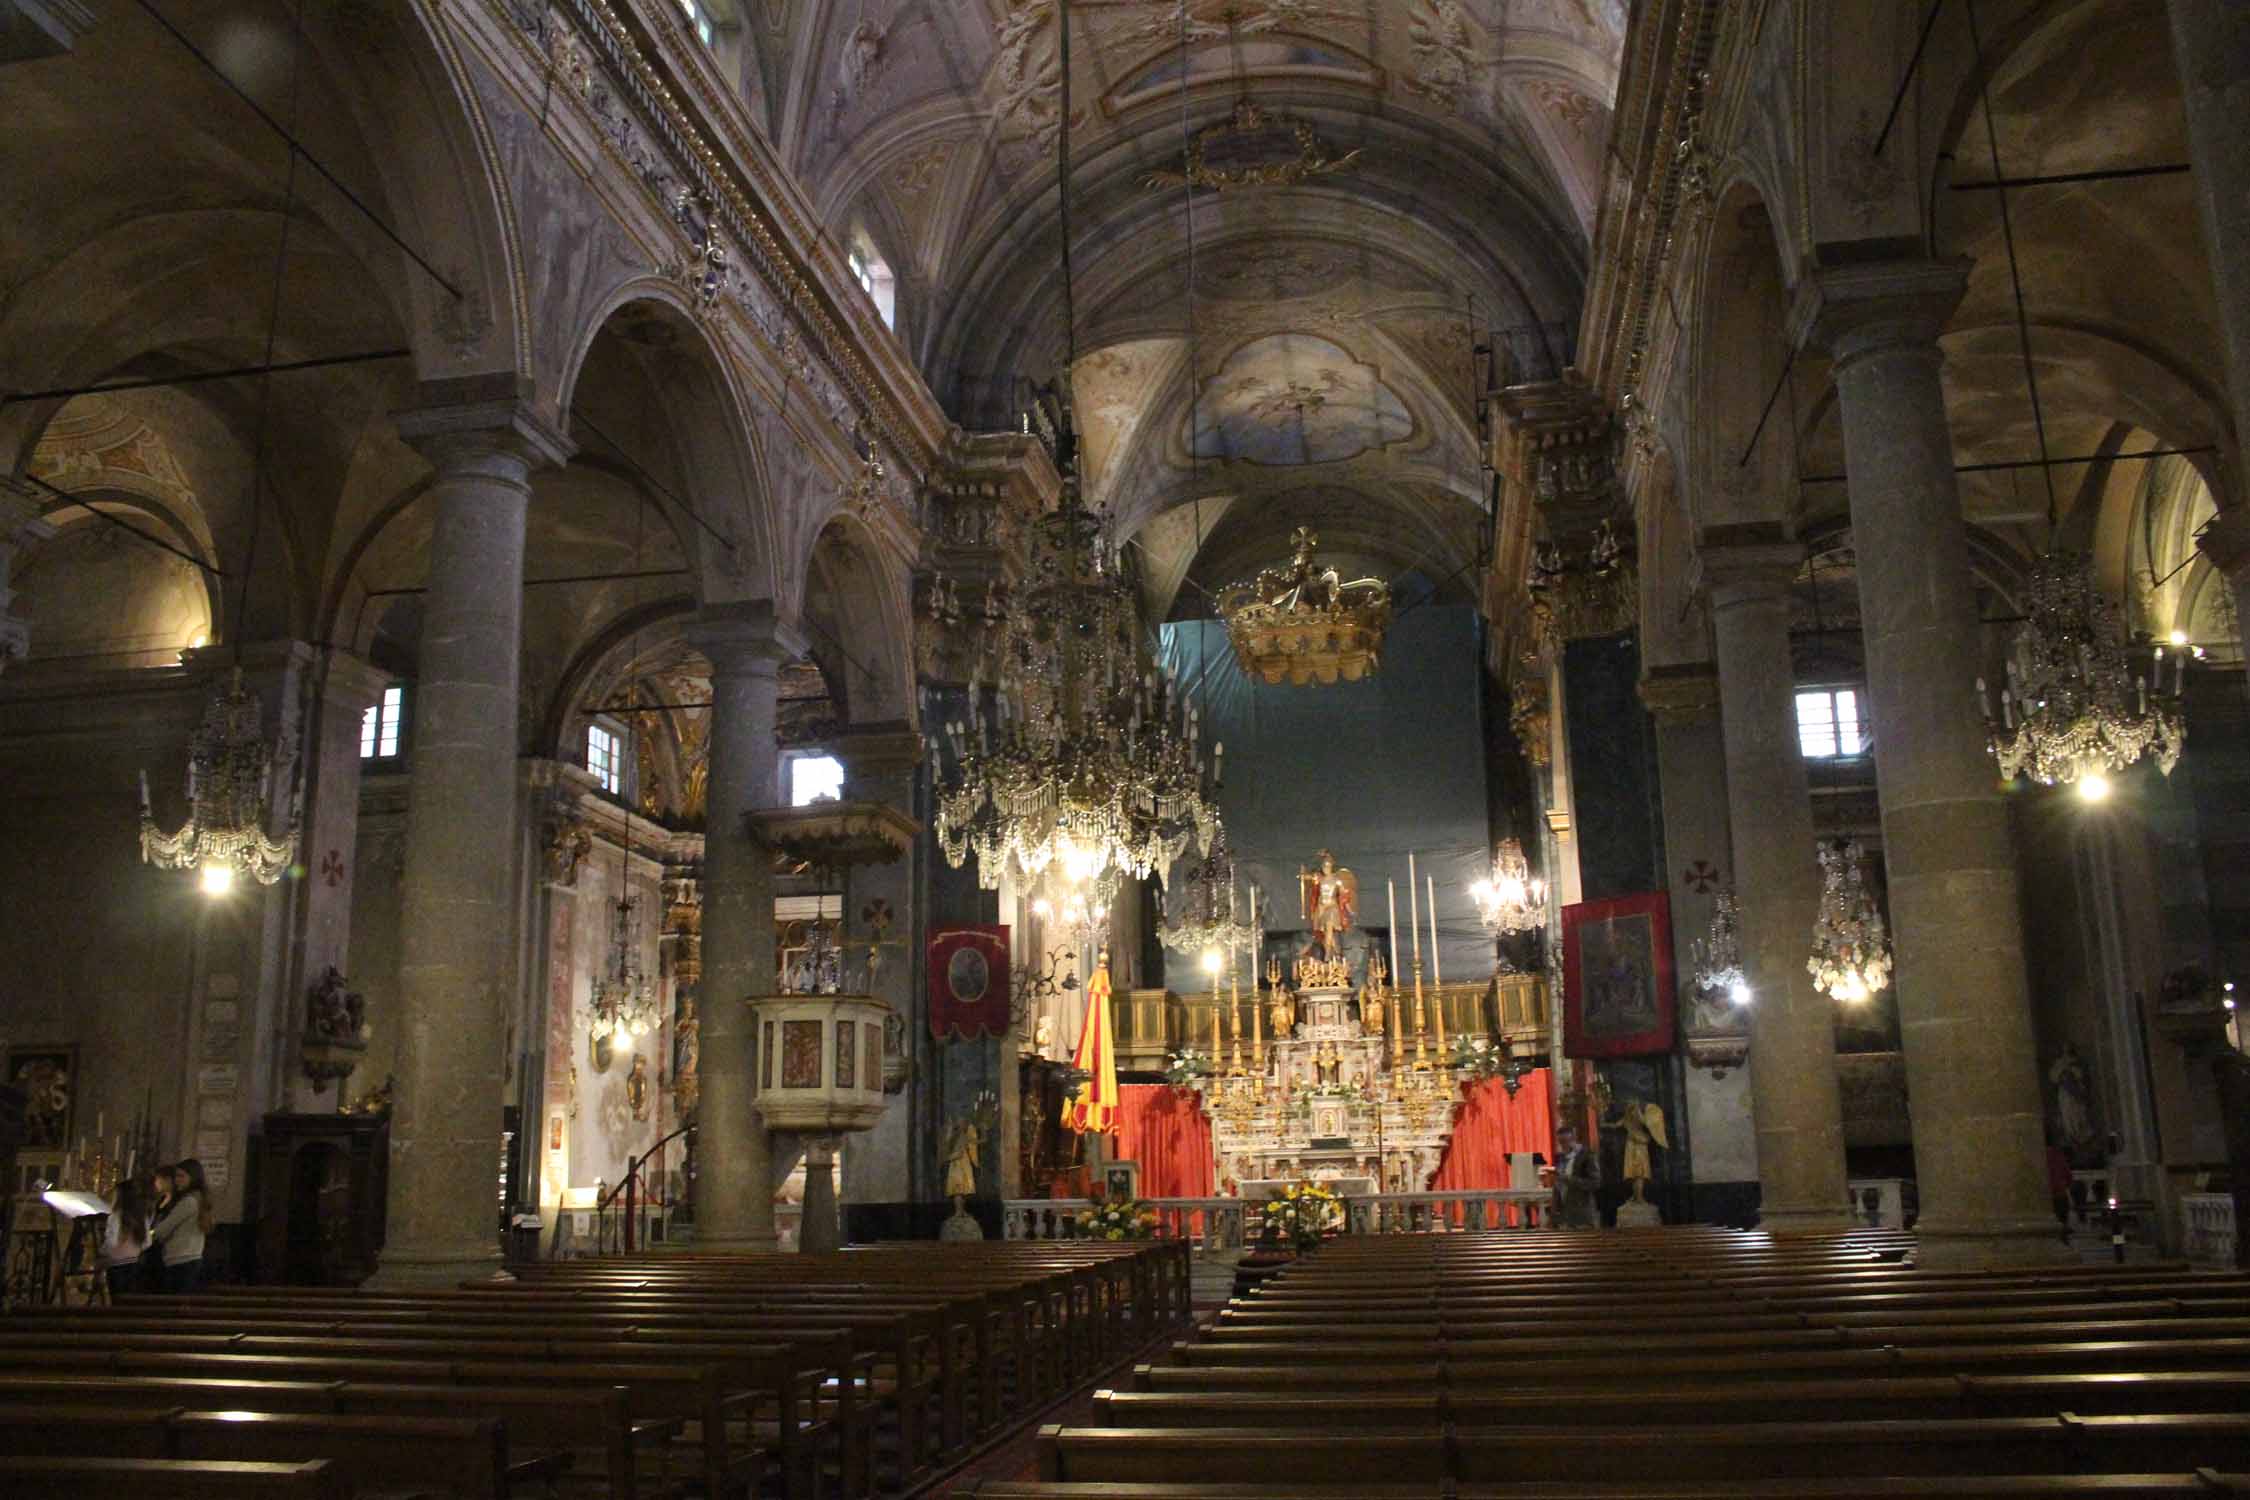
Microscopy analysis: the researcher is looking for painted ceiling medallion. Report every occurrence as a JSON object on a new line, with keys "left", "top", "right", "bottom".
{"left": 1141, "top": 98, "right": 1363, "bottom": 193}
{"left": 1217, "top": 526, "right": 1392, "bottom": 686}
{"left": 1189, "top": 333, "right": 1412, "bottom": 465}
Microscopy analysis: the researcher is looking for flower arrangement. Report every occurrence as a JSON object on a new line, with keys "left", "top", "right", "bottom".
{"left": 1289, "top": 1080, "right": 1368, "bottom": 1117}
{"left": 1259, "top": 1179, "right": 1341, "bottom": 1250}
{"left": 1163, "top": 1049, "right": 1215, "bottom": 1090}
{"left": 1449, "top": 1037, "right": 1508, "bottom": 1080}
{"left": 1082, "top": 1196, "right": 1161, "bottom": 1241}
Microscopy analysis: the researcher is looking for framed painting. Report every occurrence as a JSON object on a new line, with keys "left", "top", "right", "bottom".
{"left": 1101, "top": 1160, "right": 1140, "bottom": 1203}
{"left": 1561, "top": 892, "right": 1675, "bottom": 1058}
{"left": 4, "top": 1044, "right": 76, "bottom": 1149}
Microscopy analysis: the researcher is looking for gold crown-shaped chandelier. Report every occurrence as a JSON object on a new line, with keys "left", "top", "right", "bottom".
{"left": 931, "top": 459, "right": 1221, "bottom": 896}
{"left": 1216, "top": 527, "right": 1392, "bottom": 686}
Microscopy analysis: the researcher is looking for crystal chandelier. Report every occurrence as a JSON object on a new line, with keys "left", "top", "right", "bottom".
{"left": 590, "top": 890, "right": 661, "bottom": 1041}
{"left": 1470, "top": 837, "right": 1547, "bottom": 935}
{"left": 931, "top": 477, "right": 1221, "bottom": 895}
{"left": 1159, "top": 824, "right": 1262, "bottom": 960}
{"left": 1978, "top": 553, "right": 2186, "bottom": 798}
{"left": 138, "top": 668, "right": 298, "bottom": 894}
{"left": 1688, "top": 888, "right": 1749, "bottom": 1005}
{"left": 1808, "top": 840, "right": 1892, "bottom": 1004}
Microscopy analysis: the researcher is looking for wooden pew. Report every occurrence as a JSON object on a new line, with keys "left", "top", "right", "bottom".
{"left": 0, "top": 1455, "right": 342, "bottom": 1499}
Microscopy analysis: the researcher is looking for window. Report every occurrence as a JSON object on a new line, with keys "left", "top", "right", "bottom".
{"left": 360, "top": 685, "right": 405, "bottom": 760}
{"left": 588, "top": 723, "right": 625, "bottom": 796}
{"left": 1796, "top": 687, "right": 1867, "bottom": 759}
{"left": 675, "top": 0, "right": 715, "bottom": 46}
{"left": 790, "top": 753, "right": 845, "bottom": 807}
{"left": 846, "top": 236, "right": 896, "bottom": 329}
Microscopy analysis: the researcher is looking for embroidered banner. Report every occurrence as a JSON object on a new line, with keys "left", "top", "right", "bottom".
{"left": 928, "top": 924, "right": 1011, "bottom": 1041}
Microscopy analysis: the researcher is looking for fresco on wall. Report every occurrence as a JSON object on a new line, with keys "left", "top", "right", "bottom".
{"left": 1188, "top": 334, "right": 1413, "bottom": 466}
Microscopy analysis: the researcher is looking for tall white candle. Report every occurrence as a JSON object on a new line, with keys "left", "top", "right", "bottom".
{"left": 1428, "top": 874, "right": 1441, "bottom": 988}
{"left": 1409, "top": 854, "right": 1422, "bottom": 969}
{"left": 1388, "top": 880, "right": 1399, "bottom": 981}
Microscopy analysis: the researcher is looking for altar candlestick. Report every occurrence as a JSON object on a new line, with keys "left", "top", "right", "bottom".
{"left": 1387, "top": 880, "right": 1400, "bottom": 984}
{"left": 1251, "top": 946, "right": 1263, "bottom": 1065}
{"left": 1409, "top": 854, "right": 1422, "bottom": 971}
{"left": 1428, "top": 874, "right": 1447, "bottom": 1057}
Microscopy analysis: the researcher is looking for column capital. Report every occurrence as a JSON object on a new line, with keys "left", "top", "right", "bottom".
{"left": 1637, "top": 662, "right": 1721, "bottom": 727}
{"left": 1690, "top": 523, "right": 1802, "bottom": 607}
{"left": 687, "top": 599, "right": 806, "bottom": 675}
{"left": 317, "top": 648, "right": 395, "bottom": 715}
{"left": 2198, "top": 505, "right": 2250, "bottom": 585}
{"left": 393, "top": 377, "right": 573, "bottom": 473}
{"left": 829, "top": 720, "right": 924, "bottom": 777}
{"left": 1790, "top": 258, "right": 1970, "bottom": 369}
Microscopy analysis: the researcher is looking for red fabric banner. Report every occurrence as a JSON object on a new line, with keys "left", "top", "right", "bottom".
{"left": 1428, "top": 1067, "right": 1557, "bottom": 1192}
{"left": 927, "top": 925, "right": 1010, "bottom": 1041}
{"left": 1112, "top": 1084, "right": 1216, "bottom": 1200}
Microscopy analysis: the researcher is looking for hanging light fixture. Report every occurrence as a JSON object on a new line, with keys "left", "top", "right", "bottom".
{"left": 929, "top": 0, "right": 1221, "bottom": 899}
{"left": 1808, "top": 839, "right": 1891, "bottom": 1005}
{"left": 138, "top": 671, "right": 298, "bottom": 893}
{"left": 590, "top": 884, "right": 661, "bottom": 1042}
{"left": 1159, "top": 824, "right": 1262, "bottom": 961}
{"left": 1470, "top": 838, "right": 1548, "bottom": 936}
{"left": 1979, "top": 549, "right": 2186, "bottom": 795}
{"left": 1688, "top": 888, "right": 1749, "bottom": 1006}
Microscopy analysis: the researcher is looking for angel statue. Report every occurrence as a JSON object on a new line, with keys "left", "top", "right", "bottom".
{"left": 1606, "top": 1097, "right": 1669, "bottom": 1204}
{"left": 1299, "top": 849, "right": 1358, "bottom": 962}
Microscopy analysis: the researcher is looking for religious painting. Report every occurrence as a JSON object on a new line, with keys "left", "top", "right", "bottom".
{"left": 863, "top": 1022, "right": 882, "bottom": 1093}
{"left": 928, "top": 925, "right": 1011, "bottom": 1041}
{"left": 1102, "top": 1161, "right": 1140, "bottom": 1203}
{"left": 835, "top": 1020, "right": 856, "bottom": 1091}
{"left": 781, "top": 1020, "right": 823, "bottom": 1089}
{"left": 4, "top": 1045, "right": 75, "bottom": 1148}
{"left": 1561, "top": 893, "right": 1675, "bottom": 1058}
{"left": 1187, "top": 334, "right": 1413, "bottom": 465}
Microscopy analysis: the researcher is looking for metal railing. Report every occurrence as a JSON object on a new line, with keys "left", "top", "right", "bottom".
{"left": 1003, "top": 1188, "right": 1554, "bottom": 1244}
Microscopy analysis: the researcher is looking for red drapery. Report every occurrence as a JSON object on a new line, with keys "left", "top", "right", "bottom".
{"left": 1111, "top": 1084, "right": 1215, "bottom": 1199}
{"left": 1428, "top": 1067, "right": 1556, "bottom": 1191}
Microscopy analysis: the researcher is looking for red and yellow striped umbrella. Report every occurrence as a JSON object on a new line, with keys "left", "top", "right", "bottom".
{"left": 1062, "top": 954, "right": 1118, "bottom": 1134}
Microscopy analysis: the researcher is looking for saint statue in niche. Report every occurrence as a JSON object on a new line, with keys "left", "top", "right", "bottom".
{"left": 1299, "top": 849, "right": 1358, "bottom": 962}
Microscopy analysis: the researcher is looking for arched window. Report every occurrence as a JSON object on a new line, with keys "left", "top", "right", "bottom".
{"left": 846, "top": 233, "right": 896, "bottom": 330}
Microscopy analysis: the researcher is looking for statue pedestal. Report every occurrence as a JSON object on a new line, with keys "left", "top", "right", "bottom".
{"left": 1615, "top": 1197, "right": 1662, "bottom": 1228}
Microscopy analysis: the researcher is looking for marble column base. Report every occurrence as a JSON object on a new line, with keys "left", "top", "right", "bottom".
{"left": 1913, "top": 1220, "right": 2079, "bottom": 1269}
{"left": 1757, "top": 1206, "right": 1861, "bottom": 1234}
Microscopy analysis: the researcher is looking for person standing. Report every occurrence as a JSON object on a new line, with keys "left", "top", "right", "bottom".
{"left": 150, "top": 1159, "right": 213, "bottom": 1291}
{"left": 100, "top": 1173, "right": 154, "bottom": 1300}
{"left": 1548, "top": 1124, "right": 1602, "bottom": 1228}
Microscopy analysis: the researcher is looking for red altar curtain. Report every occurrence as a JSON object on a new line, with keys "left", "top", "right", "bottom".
{"left": 1428, "top": 1067, "right": 1556, "bottom": 1191}
{"left": 1111, "top": 1084, "right": 1215, "bottom": 1200}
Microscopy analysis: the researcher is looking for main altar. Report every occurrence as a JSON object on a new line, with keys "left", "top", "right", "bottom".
{"left": 1204, "top": 952, "right": 1465, "bottom": 1196}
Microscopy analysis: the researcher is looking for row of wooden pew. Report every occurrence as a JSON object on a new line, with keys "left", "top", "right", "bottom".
{"left": 971, "top": 1226, "right": 2250, "bottom": 1500}
{"left": 0, "top": 1237, "right": 1188, "bottom": 1498}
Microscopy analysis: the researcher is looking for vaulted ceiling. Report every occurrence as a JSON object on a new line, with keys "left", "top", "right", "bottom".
{"left": 756, "top": 0, "right": 1628, "bottom": 622}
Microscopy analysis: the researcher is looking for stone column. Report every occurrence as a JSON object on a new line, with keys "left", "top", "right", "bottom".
{"left": 2168, "top": 2, "right": 2250, "bottom": 493}
{"left": 1796, "top": 261, "right": 2065, "bottom": 1265}
{"left": 687, "top": 601, "right": 792, "bottom": 1249}
{"left": 833, "top": 726, "right": 924, "bottom": 1223}
{"left": 1641, "top": 664, "right": 1761, "bottom": 1218}
{"left": 373, "top": 399, "right": 569, "bottom": 1284}
{"left": 0, "top": 478, "right": 55, "bottom": 672}
{"left": 1696, "top": 537, "right": 1852, "bottom": 1230}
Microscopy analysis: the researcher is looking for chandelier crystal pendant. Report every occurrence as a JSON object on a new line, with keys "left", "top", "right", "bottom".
{"left": 931, "top": 473, "right": 1222, "bottom": 896}
{"left": 138, "top": 668, "right": 298, "bottom": 894}
{"left": 1688, "top": 888, "right": 1749, "bottom": 1005}
{"left": 1470, "top": 838, "right": 1548, "bottom": 936}
{"left": 1158, "top": 824, "right": 1262, "bottom": 960}
{"left": 1978, "top": 554, "right": 2187, "bottom": 795}
{"left": 590, "top": 890, "right": 662, "bottom": 1042}
{"left": 1808, "top": 840, "right": 1892, "bottom": 1004}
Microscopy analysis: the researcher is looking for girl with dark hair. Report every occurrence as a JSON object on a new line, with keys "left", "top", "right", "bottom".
{"left": 100, "top": 1173, "right": 153, "bottom": 1299}
{"left": 150, "top": 1158, "right": 214, "bottom": 1291}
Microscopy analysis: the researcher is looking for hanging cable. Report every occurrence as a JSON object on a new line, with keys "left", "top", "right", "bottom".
{"left": 1963, "top": 0, "right": 2060, "bottom": 538}
{"left": 229, "top": 0, "right": 310, "bottom": 665}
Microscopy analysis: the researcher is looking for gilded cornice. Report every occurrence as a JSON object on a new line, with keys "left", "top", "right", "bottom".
{"left": 1575, "top": 0, "right": 1731, "bottom": 412}
{"left": 507, "top": 0, "right": 950, "bottom": 476}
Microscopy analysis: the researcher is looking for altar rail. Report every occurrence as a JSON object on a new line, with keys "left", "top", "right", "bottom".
{"left": 1003, "top": 1188, "right": 1552, "bottom": 1244}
